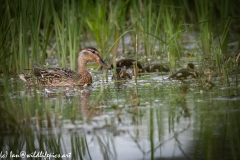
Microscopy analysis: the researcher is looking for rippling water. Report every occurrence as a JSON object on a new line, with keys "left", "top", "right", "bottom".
{"left": 1, "top": 70, "right": 240, "bottom": 160}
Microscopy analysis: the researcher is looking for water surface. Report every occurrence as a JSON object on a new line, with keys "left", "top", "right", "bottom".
{"left": 1, "top": 72, "right": 240, "bottom": 160}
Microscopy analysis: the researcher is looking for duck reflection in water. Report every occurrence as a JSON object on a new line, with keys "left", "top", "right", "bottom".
{"left": 171, "top": 84, "right": 191, "bottom": 118}
{"left": 78, "top": 86, "right": 103, "bottom": 122}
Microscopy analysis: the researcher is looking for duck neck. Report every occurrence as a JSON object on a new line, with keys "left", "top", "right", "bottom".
{"left": 78, "top": 60, "right": 89, "bottom": 75}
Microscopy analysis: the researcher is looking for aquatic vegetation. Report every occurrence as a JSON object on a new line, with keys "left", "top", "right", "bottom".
{"left": 1, "top": 0, "right": 240, "bottom": 159}
{"left": 1, "top": 70, "right": 240, "bottom": 159}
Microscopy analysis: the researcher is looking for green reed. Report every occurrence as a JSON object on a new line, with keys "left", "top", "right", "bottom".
{"left": 18, "top": 1, "right": 29, "bottom": 71}
{"left": 0, "top": 9, "right": 13, "bottom": 73}
{"left": 218, "top": 17, "right": 232, "bottom": 85}
{"left": 86, "top": 0, "right": 130, "bottom": 56}
{"left": 51, "top": 1, "right": 67, "bottom": 68}
{"left": 162, "top": 0, "right": 183, "bottom": 69}
{"left": 40, "top": 1, "right": 55, "bottom": 65}
{"left": 129, "top": 0, "right": 163, "bottom": 60}
{"left": 71, "top": 132, "right": 91, "bottom": 160}
{"left": 55, "top": 0, "right": 86, "bottom": 70}
{"left": 0, "top": 1, "right": 48, "bottom": 73}
{"left": 218, "top": 0, "right": 231, "bottom": 55}
{"left": 0, "top": 0, "right": 238, "bottom": 76}
{"left": 86, "top": 2, "right": 111, "bottom": 53}
{"left": 28, "top": 1, "right": 44, "bottom": 65}
{"left": 195, "top": 0, "right": 214, "bottom": 55}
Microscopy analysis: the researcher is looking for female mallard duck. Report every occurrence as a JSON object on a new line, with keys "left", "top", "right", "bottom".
{"left": 168, "top": 63, "right": 200, "bottom": 80}
{"left": 143, "top": 63, "right": 169, "bottom": 72}
{"left": 19, "top": 47, "right": 110, "bottom": 86}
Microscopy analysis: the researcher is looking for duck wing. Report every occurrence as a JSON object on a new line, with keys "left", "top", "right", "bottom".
{"left": 36, "top": 67, "right": 76, "bottom": 86}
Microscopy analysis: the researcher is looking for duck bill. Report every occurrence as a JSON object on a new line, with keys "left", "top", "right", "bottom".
{"left": 97, "top": 57, "right": 110, "bottom": 70}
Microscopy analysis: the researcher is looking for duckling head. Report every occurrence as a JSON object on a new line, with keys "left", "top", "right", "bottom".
{"left": 187, "top": 63, "right": 195, "bottom": 70}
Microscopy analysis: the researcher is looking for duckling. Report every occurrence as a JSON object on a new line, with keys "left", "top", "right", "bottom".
{"left": 112, "top": 67, "right": 133, "bottom": 80}
{"left": 111, "top": 58, "right": 143, "bottom": 79}
{"left": 143, "top": 64, "right": 169, "bottom": 72}
{"left": 114, "top": 58, "right": 143, "bottom": 70}
{"left": 168, "top": 63, "right": 200, "bottom": 80}
{"left": 19, "top": 47, "right": 110, "bottom": 86}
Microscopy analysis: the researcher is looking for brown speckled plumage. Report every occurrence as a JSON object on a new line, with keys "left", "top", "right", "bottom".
{"left": 19, "top": 47, "right": 110, "bottom": 86}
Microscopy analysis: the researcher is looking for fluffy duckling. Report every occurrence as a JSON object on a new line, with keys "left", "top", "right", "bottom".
{"left": 113, "top": 58, "right": 143, "bottom": 70}
{"left": 168, "top": 63, "right": 200, "bottom": 80}
{"left": 143, "top": 64, "right": 169, "bottom": 72}
{"left": 111, "top": 58, "right": 143, "bottom": 79}
{"left": 112, "top": 67, "right": 133, "bottom": 80}
{"left": 112, "top": 58, "right": 143, "bottom": 73}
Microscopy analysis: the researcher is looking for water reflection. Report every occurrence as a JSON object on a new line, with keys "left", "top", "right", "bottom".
{"left": 1, "top": 76, "right": 240, "bottom": 160}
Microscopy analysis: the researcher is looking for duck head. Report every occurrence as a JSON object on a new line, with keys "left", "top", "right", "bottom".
{"left": 79, "top": 47, "right": 110, "bottom": 69}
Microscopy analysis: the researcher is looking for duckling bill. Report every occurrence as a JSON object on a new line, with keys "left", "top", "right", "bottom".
{"left": 19, "top": 47, "right": 110, "bottom": 86}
